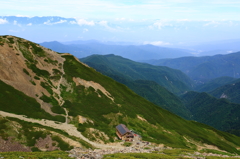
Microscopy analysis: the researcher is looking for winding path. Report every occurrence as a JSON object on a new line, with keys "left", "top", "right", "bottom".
{"left": 0, "top": 110, "right": 124, "bottom": 150}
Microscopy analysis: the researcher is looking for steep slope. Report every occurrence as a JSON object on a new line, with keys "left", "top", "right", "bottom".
{"left": 80, "top": 55, "right": 191, "bottom": 119}
{"left": 81, "top": 54, "right": 194, "bottom": 95}
{"left": 209, "top": 79, "right": 240, "bottom": 104}
{"left": 1, "top": 36, "right": 240, "bottom": 153}
{"left": 147, "top": 52, "right": 240, "bottom": 82}
{"left": 181, "top": 91, "right": 240, "bottom": 136}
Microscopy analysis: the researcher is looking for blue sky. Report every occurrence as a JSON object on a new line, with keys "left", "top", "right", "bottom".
{"left": 1, "top": 0, "right": 240, "bottom": 20}
{"left": 0, "top": 0, "right": 240, "bottom": 46}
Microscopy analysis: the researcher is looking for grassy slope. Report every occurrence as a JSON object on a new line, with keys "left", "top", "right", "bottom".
{"left": 62, "top": 55, "right": 240, "bottom": 153}
{"left": 0, "top": 80, "right": 64, "bottom": 122}
{"left": 80, "top": 55, "right": 191, "bottom": 119}
{"left": 81, "top": 54, "right": 193, "bottom": 95}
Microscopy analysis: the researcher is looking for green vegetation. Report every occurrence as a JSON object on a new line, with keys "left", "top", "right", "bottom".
{"left": 51, "top": 136, "right": 73, "bottom": 150}
{"left": 44, "top": 58, "right": 58, "bottom": 65}
{"left": 80, "top": 54, "right": 192, "bottom": 119}
{"left": 23, "top": 68, "right": 30, "bottom": 75}
{"left": 29, "top": 42, "right": 46, "bottom": 57}
{"left": 0, "top": 80, "right": 64, "bottom": 122}
{"left": 62, "top": 54, "right": 240, "bottom": 153}
{"left": 50, "top": 68, "right": 63, "bottom": 81}
{"left": 40, "top": 94, "right": 65, "bottom": 116}
{"left": 0, "top": 151, "right": 72, "bottom": 159}
{"left": 123, "top": 142, "right": 132, "bottom": 147}
{"left": 7, "top": 37, "right": 15, "bottom": 44}
{"left": 181, "top": 91, "right": 240, "bottom": 136}
{"left": 149, "top": 52, "right": 240, "bottom": 82}
{"left": 30, "top": 80, "right": 36, "bottom": 85}
{"left": 7, "top": 117, "right": 93, "bottom": 149}
{"left": 195, "top": 76, "right": 237, "bottom": 92}
{"left": 103, "top": 149, "right": 239, "bottom": 159}
{"left": 27, "top": 63, "right": 50, "bottom": 77}
{"left": 200, "top": 149, "right": 234, "bottom": 156}
{"left": 34, "top": 76, "right": 40, "bottom": 80}
{"left": 1, "top": 36, "right": 240, "bottom": 154}
{"left": 0, "top": 117, "right": 74, "bottom": 151}
{"left": 40, "top": 81, "right": 53, "bottom": 95}
{"left": 81, "top": 54, "right": 194, "bottom": 95}
{"left": 104, "top": 153, "right": 177, "bottom": 159}
{"left": 19, "top": 45, "right": 36, "bottom": 63}
{"left": 209, "top": 80, "right": 240, "bottom": 104}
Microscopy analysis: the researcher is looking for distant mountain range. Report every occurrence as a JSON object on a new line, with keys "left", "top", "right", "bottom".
{"left": 40, "top": 41, "right": 192, "bottom": 61}
{"left": 188, "top": 39, "right": 240, "bottom": 56}
{"left": 147, "top": 52, "right": 240, "bottom": 82}
{"left": 1, "top": 16, "right": 240, "bottom": 57}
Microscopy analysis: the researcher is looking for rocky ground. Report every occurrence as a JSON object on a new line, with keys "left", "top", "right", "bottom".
{"left": 68, "top": 146, "right": 240, "bottom": 159}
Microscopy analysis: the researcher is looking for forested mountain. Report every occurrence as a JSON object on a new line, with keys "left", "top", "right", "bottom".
{"left": 195, "top": 76, "right": 237, "bottom": 92}
{"left": 1, "top": 36, "right": 240, "bottom": 154}
{"left": 80, "top": 54, "right": 191, "bottom": 119}
{"left": 81, "top": 54, "right": 240, "bottom": 137}
{"left": 146, "top": 52, "right": 240, "bottom": 82}
{"left": 209, "top": 79, "right": 240, "bottom": 104}
{"left": 81, "top": 54, "right": 194, "bottom": 95}
{"left": 181, "top": 91, "right": 240, "bottom": 136}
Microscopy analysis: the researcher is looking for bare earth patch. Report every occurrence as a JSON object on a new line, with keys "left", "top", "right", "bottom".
{"left": 73, "top": 77, "right": 114, "bottom": 101}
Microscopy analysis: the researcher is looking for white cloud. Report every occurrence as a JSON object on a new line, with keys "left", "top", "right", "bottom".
{"left": 44, "top": 19, "right": 67, "bottom": 25}
{"left": 115, "top": 18, "right": 126, "bottom": 21}
{"left": 98, "top": 20, "right": 117, "bottom": 31}
{"left": 9, "top": 29, "right": 19, "bottom": 32}
{"left": 70, "top": 21, "right": 77, "bottom": 24}
{"left": 143, "top": 41, "right": 171, "bottom": 46}
{"left": 13, "top": 20, "right": 21, "bottom": 27}
{"left": 75, "top": 19, "right": 95, "bottom": 26}
{"left": 151, "top": 21, "right": 173, "bottom": 29}
{"left": 99, "top": 20, "right": 108, "bottom": 27}
{"left": 15, "top": 15, "right": 32, "bottom": 18}
{"left": 13, "top": 20, "right": 18, "bottom": 25}
{"left": 27, "top": 23, "right": 32, "bottom": 26}
{"left": 204, "top": 21, "right": 219, "bottom": 27}
{"left": 0, "top": 18, "right": 8, "bottom": 24}
{"left": 83, "top": 28, "right": 89, "bottom": 33}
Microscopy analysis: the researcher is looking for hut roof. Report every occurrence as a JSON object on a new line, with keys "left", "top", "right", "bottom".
{"left": 116, "top": 124, "right": 131, "bottom": 136}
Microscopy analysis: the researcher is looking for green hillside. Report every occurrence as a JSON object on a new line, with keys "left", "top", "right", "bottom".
{"left": 1, "top": 36, "right": 240, "bottom": 154}
{"left": 81, "top": 54, "right": 194, "bottom": 95}
{"left": 181, "top": 91, "right": 240, "bottom": 136}
{"left": 80, "top": 54, "right": 191, "bottom": 119}
{"left": 62, "top": 55, "right": 240, "bottom": 153}
{"left": 148, "top": 52, "right": 240, "bottom": 82}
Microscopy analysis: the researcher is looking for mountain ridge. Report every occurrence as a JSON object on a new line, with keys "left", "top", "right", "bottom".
{"left": 1, "top": 35, "right": 240, "bottom": 154}
{"left": 146, "top": 52, "right": 240, "bottom": 82}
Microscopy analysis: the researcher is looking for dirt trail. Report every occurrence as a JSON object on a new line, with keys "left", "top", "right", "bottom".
{"left": 0, "top": 111, "right": 124, "bottom": 150}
